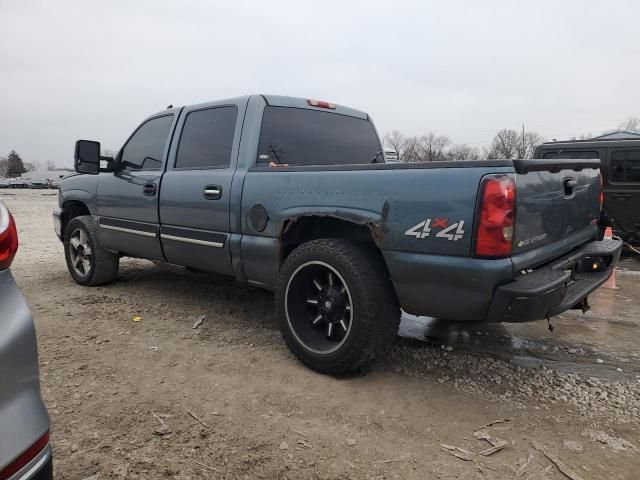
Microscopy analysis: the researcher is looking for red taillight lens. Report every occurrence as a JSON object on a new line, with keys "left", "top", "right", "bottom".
{"left": 0, "top": 430, "right": 49, "bottom": 480}
{"left": 475, "top": 174, "right": 516, "bottom": 258}
{"left": 0, "top": 202, "right": 19, "bottom": 270}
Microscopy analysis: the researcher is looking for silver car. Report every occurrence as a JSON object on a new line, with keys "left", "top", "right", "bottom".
{"left": 0, "top": 201, "right": 52, "bottom": 479}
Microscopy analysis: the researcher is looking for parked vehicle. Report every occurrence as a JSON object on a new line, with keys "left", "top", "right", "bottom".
{"left": 28, "top": 179, "right": 49, "bottom": 189}
{"left": 54, "top": 95, "right": 621, "bottom": 374}
{"left": 9, "top": 178, "right": 30, "bottom": 189}
{"left": 0, "top": 179, "right": 10, "bottom": 189}
{"left": 383, "top": 148, "right": 399, "bottom": 162}
{"left": 534, "top": 138, "right": 640, "bottom": 244}
{"left": 0, "top": 201, "right": 52, "bottom": 479}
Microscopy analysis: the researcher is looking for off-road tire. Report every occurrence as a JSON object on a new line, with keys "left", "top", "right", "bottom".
{"left": 276, "top": 238, "right": 400, "bottom": 375}
{"left": 64, "top": 215, "right": 119, "bottom": 286}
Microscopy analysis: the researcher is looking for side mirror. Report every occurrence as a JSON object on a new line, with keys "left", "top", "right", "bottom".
{"left": 74, "top": 140, "right": 101, "bottom": 175}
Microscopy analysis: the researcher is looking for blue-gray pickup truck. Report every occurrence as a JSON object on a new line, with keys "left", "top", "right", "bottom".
{"left": 53, "top": 94, "right": 622, "bottom": 374}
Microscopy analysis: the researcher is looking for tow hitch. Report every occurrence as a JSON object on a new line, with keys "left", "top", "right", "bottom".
{"left": 573, "top": 296, "right": 590, "bottom": 314}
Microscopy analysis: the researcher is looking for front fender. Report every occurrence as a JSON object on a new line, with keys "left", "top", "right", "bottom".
{"left": 59, "top": 173, "right": 98, "bottom": 210}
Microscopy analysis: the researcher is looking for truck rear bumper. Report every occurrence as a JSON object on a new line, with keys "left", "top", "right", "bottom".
{"left": 487, "top": 238, "right": 622, "bottom": 322}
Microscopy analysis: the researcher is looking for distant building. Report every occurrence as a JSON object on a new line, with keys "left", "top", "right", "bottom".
{"left": 591, "top": 131, "right": 640, "bottom": 140}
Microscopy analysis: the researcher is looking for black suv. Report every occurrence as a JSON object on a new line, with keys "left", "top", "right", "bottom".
{"left": 534, "top": 138, "right": 640, "bottom": 244}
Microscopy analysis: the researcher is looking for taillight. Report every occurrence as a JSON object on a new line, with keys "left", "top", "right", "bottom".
{"left": 0, "top": 202, "right": 18, "bottom": 270}
{"left": 306, "top": 99, "right": 336, "bottom": 109}
{"left": 474, "top": 174, "right": 516, "bottom": 258}
{"left": 0, "top": 430, "right": 49, "bottom": 480}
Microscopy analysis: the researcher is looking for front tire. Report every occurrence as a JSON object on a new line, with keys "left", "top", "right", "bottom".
{"left": 276, "top": 239, "right": 400, "bottom": 375}
{"left": 64, "top": 215, "right": 119, "bottom": 286}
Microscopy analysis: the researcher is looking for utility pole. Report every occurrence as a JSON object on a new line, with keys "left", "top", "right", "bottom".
{"left": 522, "top": 124, "right": 526, "bottom": 157}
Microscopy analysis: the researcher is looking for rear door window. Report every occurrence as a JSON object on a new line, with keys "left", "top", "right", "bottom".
{"left": 611, "top": 149, "right": 640, "bottom": 183}
{"left": 257, "top": 107, "right": 381, "bottom": 166}
{"left": 175, "top": 106, "right": 238, "bottom": 169}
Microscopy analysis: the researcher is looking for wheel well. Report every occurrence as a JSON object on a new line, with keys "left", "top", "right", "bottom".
{"left": 62, "top": 200, "right": 90, "bottom": 233}
{"left": 280, "top": 216, "right": 378, "bottom": 261}
{"left": 279, "top": 216, "right": 400, "bottom": 315}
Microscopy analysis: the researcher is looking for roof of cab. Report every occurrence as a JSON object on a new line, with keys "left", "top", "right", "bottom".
{"left": 261, "top": 95, "right": 369, "bottom": 120}
{"left": 148, "top": 94, "right": 369, "bottom": 121}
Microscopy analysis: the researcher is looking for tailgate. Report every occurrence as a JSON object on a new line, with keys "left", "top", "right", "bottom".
{"left": 512, "top": 159, "right": 601, "bottom": 256}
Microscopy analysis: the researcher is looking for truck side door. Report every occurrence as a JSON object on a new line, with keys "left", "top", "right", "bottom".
{"left": 96, "top": 112, "right": 177, "bottom": 260}
{"left": 158, "top": 101, "right": 243, "bottom": 275}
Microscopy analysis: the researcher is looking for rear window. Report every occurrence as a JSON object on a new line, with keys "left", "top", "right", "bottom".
{"left": 257, "top": 106, "right": 381, "bottom": 166}
{"left": 542, "top": 150, "right": 599, "bottom": 159}
{"left": 611, "top": 149, "right": 640, "bottom": 183}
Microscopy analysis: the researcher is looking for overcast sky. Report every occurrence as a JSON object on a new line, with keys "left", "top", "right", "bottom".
{"left": 2, "top": 0, "right": 640, "bottom": 168}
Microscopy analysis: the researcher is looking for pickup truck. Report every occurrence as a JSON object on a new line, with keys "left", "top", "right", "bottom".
{"left": 54, "top": 94, "right": 622, "bottom": 375}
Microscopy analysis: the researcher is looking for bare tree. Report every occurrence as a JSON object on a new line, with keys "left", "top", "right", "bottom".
{"left": 383, "top": 130, "right": 415, "bottom": 162}
{"left": 446, "top": 144, "right": 481, "bottom": 161}
{"left": 487, "top": 129, "right": 543, "bottom": 159}
{"left": 516, "top": 131, "right": 544, "bottom": 159}
{"left": 45, "top": 160, "right": 56, "bottom": 171}
{"left": 619, "top": 116, "right": 640, "bottom": 133}
{"left": 402, "top": 136, "right": 422, "bottom": 162}
{"left": 102, "top": 148, "right": 117, "bottom": 158}
{"left": 488, "top": 129, "right": 520, "bottom": 159}
{"left": 417, "top": 133, "right": 451, "bottom": 161}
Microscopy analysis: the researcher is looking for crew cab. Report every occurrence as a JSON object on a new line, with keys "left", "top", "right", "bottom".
{"left": 54, "top": 95, "right": 622, "bottom": 374}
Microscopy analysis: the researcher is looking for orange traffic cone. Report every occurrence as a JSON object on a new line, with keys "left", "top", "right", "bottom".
{"left": 602, "top": 227, "right": 618, "bottom": 289}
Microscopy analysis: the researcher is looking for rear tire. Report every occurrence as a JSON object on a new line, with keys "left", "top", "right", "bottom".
{"left": 64, "top": 215, "right": 119, "bottom": 286}
{"left": 276, "top": 239, "right": 400, "bottom": 375}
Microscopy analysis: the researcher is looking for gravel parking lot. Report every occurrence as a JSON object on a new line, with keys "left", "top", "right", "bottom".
{"left": 4, "top": 190, "right": 640, "bottom": 479}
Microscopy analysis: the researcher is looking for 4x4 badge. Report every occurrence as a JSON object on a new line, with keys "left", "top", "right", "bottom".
{"left": 405, "top": 218, "right": 465, "bottom": 241}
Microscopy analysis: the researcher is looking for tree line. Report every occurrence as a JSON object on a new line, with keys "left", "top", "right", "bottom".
{"left": 0, "top": 151, "right": 56, "bottom": 177}
{"left": 383, "top": 128, "right": 543, "bottom": 162}
{"left": 384, "top": 115, "right": 640, "bottom": 162}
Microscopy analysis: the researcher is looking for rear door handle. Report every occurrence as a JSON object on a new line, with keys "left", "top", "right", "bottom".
{"left": 203, "top": 185, "right": 222, "bottom": 200}
{"left": 611, "top": 193, "right": 631, "bottom": 199}
{"left": 143, "top": 183, "right": 157, "bottom": 196}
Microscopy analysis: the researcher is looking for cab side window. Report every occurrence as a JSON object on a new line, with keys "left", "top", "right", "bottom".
{"left": 120, "top": 115, "right": 174, "bottom": 170}
{"left": 611, "top": 149, "right": 640, "bottom": 183}
{"left": 175, "top": 107, "right": 238, "bottom": 169}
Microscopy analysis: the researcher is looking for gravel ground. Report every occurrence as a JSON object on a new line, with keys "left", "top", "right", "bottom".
{"left": 3, "top": 190, "right": 640, "bottom": 479}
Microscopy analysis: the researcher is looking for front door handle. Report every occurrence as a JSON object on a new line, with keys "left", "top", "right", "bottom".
{"left": 611, "top": 193, "right": 631, "bottom": 200}
{"left": 143, "top": 183, "right": 157, "bottom": 196}
{"left": 204, "top": 185, "right": 222, "bottom": 200}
